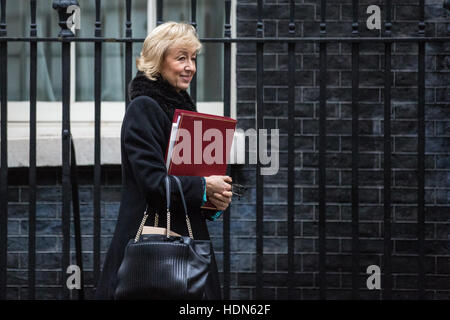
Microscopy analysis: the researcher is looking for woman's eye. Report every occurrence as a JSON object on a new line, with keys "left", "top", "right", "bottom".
{"left": 178, "top": 56, "right": 186, "bottom": 61}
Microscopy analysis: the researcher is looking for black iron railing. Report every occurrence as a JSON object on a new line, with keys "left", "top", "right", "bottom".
{"left": 0, "top": 0, "right": 449, "bottom": 300}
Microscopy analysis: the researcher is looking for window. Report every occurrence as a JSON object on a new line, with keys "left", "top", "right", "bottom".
{"left": 6, "top": 0, "right": 237, "bottom": 167}
{"left": 8, "top": 0, "right": 229, "bottom": 104}
{"left": 8, "top": 0, "right": 62, "bottom": 101}
{"left": 161, "top": 0, "right": 224, "bottom": 102}
{"left": 75, "top": 0, "right": 147, "bottom": 101}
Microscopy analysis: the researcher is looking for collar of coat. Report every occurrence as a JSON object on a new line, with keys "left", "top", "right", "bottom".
{"left": 128, "top": 70, "right": 197, "bottom": 121}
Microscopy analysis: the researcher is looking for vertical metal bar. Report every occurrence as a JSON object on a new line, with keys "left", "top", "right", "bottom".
{"left": 383, "top": 0, "right": 393, "bottom": 300}
{"left": 190, "top": 0, "right": 197, "bottom": 104}
{"left": 223, "top": 0, "right": 232, "bottom": 300}
{"left": 319, "top": 0, "right": 327, "bottom": 301}
{"left": 0, "top": 0, "right": 7, "bottom": 301}
{"left": 255, "top": 0, "right": 264, "bottom": 300}
{"left": 417, "top": 0, "right": 426, "bottom": 300}
{"left": 93, "top": 0, "right": 102, "bottom": 291}
{"left": 351, "top": 0, "right": 360, "bottom": 300}
{"left": 53, "top": 0, "right": 78, "bottom": 299}
{"left": 287, "top": 0, "right": 296, "bottom": 300}
{"left": 157, "top": 0, "right": 163, "bottom": 26}
{"left": 61, "top": 39, "right": 71, "bottom": 301}
{"left": 125, "top": 0, "right": 132, "bottom": 109}
{"left": 28, "top": 0, "right": 37, "bottom": 300}
{"left": 190, "top": 0, "right": 197, "bottom": 30}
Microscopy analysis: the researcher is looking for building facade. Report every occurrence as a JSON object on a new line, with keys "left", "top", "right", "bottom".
{"left": 2, "top": 0, "right": 449, "bottom": 299}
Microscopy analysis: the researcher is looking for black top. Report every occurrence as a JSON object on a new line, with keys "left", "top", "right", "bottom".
{"left": 94, "top": 72, "right": 222, "bottom": 299}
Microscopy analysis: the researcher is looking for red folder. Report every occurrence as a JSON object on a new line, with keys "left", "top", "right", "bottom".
{"left": 165, "top": 109, "right": 237, "bottom": 210}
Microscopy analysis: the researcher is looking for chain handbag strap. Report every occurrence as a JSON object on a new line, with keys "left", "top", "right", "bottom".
{"left": 134, "top": 211, "right": 149, "bottom": 243}
{"left": 164, "top": 175, "right": 171, "bottom": 238}
{"left": 134, "top": 176, "right": 173, "bottom": 242}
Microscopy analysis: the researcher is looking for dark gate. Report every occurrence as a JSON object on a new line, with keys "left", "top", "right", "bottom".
{"left": 0, "top": 0, "right": 449, "bottom": 300}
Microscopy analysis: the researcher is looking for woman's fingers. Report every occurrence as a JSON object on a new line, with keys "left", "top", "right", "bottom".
{"left": 206, "top": 176, "right": 232, "bottom": 194}
{"left": 205, "top": 176, "right": 233, "bottom": 208}
{"left": 223, "top": 177, "right": 232, "bottom": 191}
{"left": 223, "top": 176, "right": 232, "bottom": 183}
{"left": 222, "top": 191, "right": 233, "bottom": 198}
{"left": 219, "top": 176, "right": 232, "bottom": 191}
{"left": 209, "top": 190, "right": 232, "bottom": 210}
{"left": 213, "top": 192, "right": 232, "bottom": 203}
{"left": 209, "top": 197, "right": 228, "bottom": 211}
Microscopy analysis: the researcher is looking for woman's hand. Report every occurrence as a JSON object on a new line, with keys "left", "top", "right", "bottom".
{"left": 205, "top": 175, "right": 233, "bottom": 211}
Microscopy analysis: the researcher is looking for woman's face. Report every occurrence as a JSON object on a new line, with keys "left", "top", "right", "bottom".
{"left": 160, "top": 45, "right": 197, "bottom": 92}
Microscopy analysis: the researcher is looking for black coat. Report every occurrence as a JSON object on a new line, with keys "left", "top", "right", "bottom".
{"left": 94, "top": 72, "right": 222, "bottom": 300}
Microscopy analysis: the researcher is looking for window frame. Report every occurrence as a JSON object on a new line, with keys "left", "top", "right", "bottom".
{"left": 6, "top": 0, "right": 238, "bottom": 167}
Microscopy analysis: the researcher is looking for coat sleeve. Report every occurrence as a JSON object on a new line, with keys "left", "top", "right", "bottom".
{"left": 122, "top": 96, "right": 204, "bottom": 212}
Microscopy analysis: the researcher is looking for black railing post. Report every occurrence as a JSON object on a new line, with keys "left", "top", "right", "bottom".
{"left": 93, "top": 0, "right": 102, "bottom": 293}
{"left": 28, "top": 0, "right": 37, "bottom": 300}
{"left": 351, "top": 0, "right": 360, "bottom": 300}
{"left": 318, "top": 0, "right": 328, "bottom": 301}
{"left": 190, "top": 0, "right": 197, "bottom": 104}
{"left": 52, "top": 0, "right": 78, "bottom": 300}
{"left": 287, "top": 0, "right": 296, "bottom": 300}
{"left": 383, "top": 0, "right": 393, "bottom": 301}
{"left": 255, "top": 0, "right": 264, "bottom": 300}
{"left": 53, "top": 0, "right": 79, "bottom": 38}
{"left": 0, "top": 0, "right": 8, "bottom": 301}
{"left": 61, "top": 23, "right": 72, "bottom": 302}
{"left": 223, "top": 0, "right": 232, "bottom": 301}
{"left": 417, "top": 0, "right": 426, "bottom": 300}
{"left": 157, "top": 0, "right": 163, "bottom": 26}
{"left": 125, "top": 0, "right": 132, "bottom": 109}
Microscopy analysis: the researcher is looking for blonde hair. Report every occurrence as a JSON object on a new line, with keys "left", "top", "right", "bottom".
{"left": 136, "top": 22, "right": 202, "bottom": 80}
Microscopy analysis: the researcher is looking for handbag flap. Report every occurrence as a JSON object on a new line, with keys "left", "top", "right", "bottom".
{"left": 142, "top": 226, "right": 181, "bottom": 237}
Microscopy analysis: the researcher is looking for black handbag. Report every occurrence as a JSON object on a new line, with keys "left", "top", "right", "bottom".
{"left": 114, "top": 175, "right": 212, "bottom": 300}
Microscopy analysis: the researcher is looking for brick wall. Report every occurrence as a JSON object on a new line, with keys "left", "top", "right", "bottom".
{"left": 232, "top": 0, "right": 449, "bottom": 299}
{"left": 5, "top": 0, "right": 449, "bottom": 300}
{"left": 6, "top": 166, "right": 123, "bottom": 299}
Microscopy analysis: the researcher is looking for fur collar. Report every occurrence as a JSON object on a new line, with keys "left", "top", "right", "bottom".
{"left": 128, "top": 71, "right": 197, "bottom": 121}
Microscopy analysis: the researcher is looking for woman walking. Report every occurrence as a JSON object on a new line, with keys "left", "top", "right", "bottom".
{"left": 95, "top": 22, "right": 232, "bottom": 300}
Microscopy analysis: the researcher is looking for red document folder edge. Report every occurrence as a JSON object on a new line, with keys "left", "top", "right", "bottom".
{"left": 165, "top": 109, "right": 237, "bottom": 210}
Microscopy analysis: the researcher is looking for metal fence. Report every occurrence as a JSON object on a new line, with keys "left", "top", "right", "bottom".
{"left": 0, "top": 0, "right": 449, "bottom": 300}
